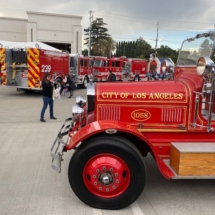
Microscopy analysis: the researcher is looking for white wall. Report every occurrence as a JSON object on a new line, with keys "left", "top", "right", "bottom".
{"left": 0, "top": 11, "right": 82, "bottom": 54}
{"left": 0, "top": 17, "right": 27, "bottom": 42}
{"left": 27, "top": 11, "right": 82, "bottom": 53}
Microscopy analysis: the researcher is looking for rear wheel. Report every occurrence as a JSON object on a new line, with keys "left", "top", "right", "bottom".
{"left": 68, "top": 135, "right": 146, "bottom": 210}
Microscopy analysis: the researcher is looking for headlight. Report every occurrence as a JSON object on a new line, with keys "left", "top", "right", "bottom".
{"left": 197, "top": 56, "right": 214, "bottom": 77}
{"left": 72, "top": 104, "right": 84, "bottom": 114}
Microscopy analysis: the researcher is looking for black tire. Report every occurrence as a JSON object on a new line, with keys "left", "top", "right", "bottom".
{"left": 68, "top": 135, "right": 146, "bottom": 210}
{"left": 82, "top": 77, "right": 88, "bottom": 89}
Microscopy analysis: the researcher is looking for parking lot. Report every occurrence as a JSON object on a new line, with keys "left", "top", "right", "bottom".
{"left": 0, "top": 85, "right": 215, "bottom": 215}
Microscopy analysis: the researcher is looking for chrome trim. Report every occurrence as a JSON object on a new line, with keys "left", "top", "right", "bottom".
{"left": 197, "top": 56, "right": 214, "bottom": 77}
{"left": 87, "top": 82, "right": 95, "bottom": 96}
{"left": 50, "top": 117, "right": 73, "bottom": 173}
{"left": 191, "top": 92, "right": 201, "bottom": 128}
{"left": 76, "top": 96, "right": 86, "bottom": 108}
{"left": 72, "top": 104, "right": 84, "bottom": 114}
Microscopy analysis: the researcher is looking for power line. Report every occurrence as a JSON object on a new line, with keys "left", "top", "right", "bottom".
{"left": 97, "top": 12, "right": 214, "bottom": 25}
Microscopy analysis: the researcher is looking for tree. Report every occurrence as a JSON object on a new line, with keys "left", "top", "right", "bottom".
{"left": 84, "top": 18, "right": 111, "bottom": 56}
{"left": 82, "top": 49, "right": 88, "bottom": 56}
{"left": 92, "top": 37, "right": 116, "bottom": 57}
{"left": 156, "top": 45, "right": 178, "bottom": 63}
{"left": 136, "top": 37, "right": 152, "bottom": 59}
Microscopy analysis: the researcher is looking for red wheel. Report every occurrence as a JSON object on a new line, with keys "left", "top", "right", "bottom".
{"left": 83, "top": 153, "right": 130, "bottom": 198}
{"left": 68, "top": 135, "right": 146, "bottom": 210}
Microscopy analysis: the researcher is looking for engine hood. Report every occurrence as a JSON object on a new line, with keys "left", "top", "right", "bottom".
{"left": 95, "top": 81, "right": 188, "bottom": 104}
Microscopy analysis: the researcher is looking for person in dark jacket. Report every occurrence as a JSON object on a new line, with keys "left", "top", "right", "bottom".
{"left": 107, "top": 70, "right": 116, "bottom": 82}
{"left": 66, "top": 73, "right": 76, "bottom": 98}
{"left": 40, "top": 73, "right": 57, "bottom": 122}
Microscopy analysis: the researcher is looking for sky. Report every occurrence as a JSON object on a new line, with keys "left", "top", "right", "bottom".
{"left": 0, "top": 0, "right": 215, "bottom": 51}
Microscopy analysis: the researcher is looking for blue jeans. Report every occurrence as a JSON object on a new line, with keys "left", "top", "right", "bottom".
{"left": 40, "top": 96, "right": 54, "bottom": 119}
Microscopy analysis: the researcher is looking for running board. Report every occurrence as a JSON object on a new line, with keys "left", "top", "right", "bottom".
{"left": 163, "top": 159, "right": 215, "bottom": 179}
{"left": 162, "top": 142, "right": 215, "bottom": 179}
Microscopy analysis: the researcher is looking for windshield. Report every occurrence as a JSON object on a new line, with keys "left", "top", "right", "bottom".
{"left": 177, "top": 32, "right": 215, "bottom": 66}
{"left": 93, "top": 60, "right": 103, "bottom": 67}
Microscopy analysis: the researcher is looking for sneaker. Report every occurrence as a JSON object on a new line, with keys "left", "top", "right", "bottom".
{"left": 50, "top": 117, "right": 57, "bottom": 119}
{"left": 40, "top": 119, "right": 46, "bottom": 122}
{"left": 68, "top": 96, "right": 72, "bottom": 98}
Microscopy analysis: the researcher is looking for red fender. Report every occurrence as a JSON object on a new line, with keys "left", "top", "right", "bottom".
{"left": 66, "top": 120, "right": 148, "bottom": 151}
{"left": 66, "top": 120, "right": 175, "bottom": 179}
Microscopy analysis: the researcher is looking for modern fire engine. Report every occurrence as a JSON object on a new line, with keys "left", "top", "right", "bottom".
{"left": 51, "top": 31, "right": 215, "bottom": 210}
{"left": 0, "top": 41, "right": 16, "bottom": 86}
{"left": 121, "top": 56, "right": 148, "bottom": 81}
{"left": 69, "top": 53, "right": 94, "bottom": 89}
{"left": 92, "top": 56, "right": 123, "bottom": 82}
{"left": 1, "top": 42, "right": 69, "bottom": 91}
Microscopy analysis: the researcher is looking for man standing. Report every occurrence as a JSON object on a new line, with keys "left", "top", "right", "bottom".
{"left": 66, "top": 73, "right": 76, "bottom": 98}
{"left": 107, "top": 70, "right": 116, "bottom": 82}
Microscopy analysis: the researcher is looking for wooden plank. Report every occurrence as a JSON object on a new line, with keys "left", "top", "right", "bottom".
{"left": 179, "top": 166, "right": 215, "bottom": 176}
{"left": 180, "top": 153, "right": 215, "bottom": 166}
{"left": 170, "top": 145, "right": 180, "bottom": 174}
{"left": 170, "top": 142, "right": 215, "bottom": 176}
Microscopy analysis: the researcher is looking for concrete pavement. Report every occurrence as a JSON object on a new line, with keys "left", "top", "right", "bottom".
{"left": 0, "top": 85, "right": 215, "bottom": 215}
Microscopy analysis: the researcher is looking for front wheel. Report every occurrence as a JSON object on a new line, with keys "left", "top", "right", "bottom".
{"left": 68, "top": 135, "right": 146, "bottom": 210}
{"left": 82, "top": 77, "right": 88, "bottom": 89}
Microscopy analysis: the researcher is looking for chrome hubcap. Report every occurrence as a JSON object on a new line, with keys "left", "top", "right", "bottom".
{"left": 99, "top": 172, "right": 113, "bottom": 185}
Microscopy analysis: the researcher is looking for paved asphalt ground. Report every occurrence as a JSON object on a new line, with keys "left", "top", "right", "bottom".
{"left": 0, "top": 85, "right": 215, "bottom": 215}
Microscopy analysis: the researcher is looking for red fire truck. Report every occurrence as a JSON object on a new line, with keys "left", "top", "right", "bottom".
{"left": 1, "top": 42, "right": 69, "bottom": 91}
{"left": 0, "top": 41, "right": 16, "bottom": 86}
{"left": 69, "top": 53, "right": 94, "bottom": 89}
{"left": 92, "top": 56, "right": 123, "bottom": 82}
{"left": 51, "top": 31, "right": 215, "bottom": 210}
{"left": 121, "top": 56, "right": 148, "bottom": 81}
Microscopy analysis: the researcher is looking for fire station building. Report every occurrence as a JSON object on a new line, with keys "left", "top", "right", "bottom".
{"left": 0, "top": 11, "right": 82, "bottom": 54}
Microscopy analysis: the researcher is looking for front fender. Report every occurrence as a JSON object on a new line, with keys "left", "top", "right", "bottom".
{"left": 66, "top": 120, "right": 145, "bottom": 150}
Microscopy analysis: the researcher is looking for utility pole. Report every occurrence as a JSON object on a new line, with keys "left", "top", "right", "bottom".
{"left": 155, "top": 22, "right": 159, "bottom": 54}
{"left": 88, "top": 10, "right": 94, "bottom": 56}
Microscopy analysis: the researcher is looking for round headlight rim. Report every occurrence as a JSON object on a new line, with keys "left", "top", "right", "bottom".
{"left": 197, "top": 56, "right": 214, "bottom": 77}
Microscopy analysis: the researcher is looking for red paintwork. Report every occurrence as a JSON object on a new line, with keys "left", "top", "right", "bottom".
{"left": 67, "top": 120, "right": 147, "bottom": 150}
{"left": 77, "top": 56, "right": 93, "bottom": 81}
{"left": 39, "top": 49, "right": 69, "bottom": 82}
{"left": 68, "top": 65, "right": 215, "bottom": 179}
{"left": 122, "top": 57, "right": 148, "bottom": 80}
{"left": 92, "top": 57, "right": 124, "bottom": 81}
{"left": 83, "top": 153, "right": 130, "bottom": 198}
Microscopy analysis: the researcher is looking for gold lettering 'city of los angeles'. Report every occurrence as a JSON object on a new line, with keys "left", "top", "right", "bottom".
{"left": 101, "top": 92, "right": 184, "bottom": 100}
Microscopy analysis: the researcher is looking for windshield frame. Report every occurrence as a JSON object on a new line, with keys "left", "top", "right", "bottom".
{"left": 93, "top": 60, "right": 104, "bottom": 67}
{"left": 176, "top": 31, "right": 215, "bottom": 66}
